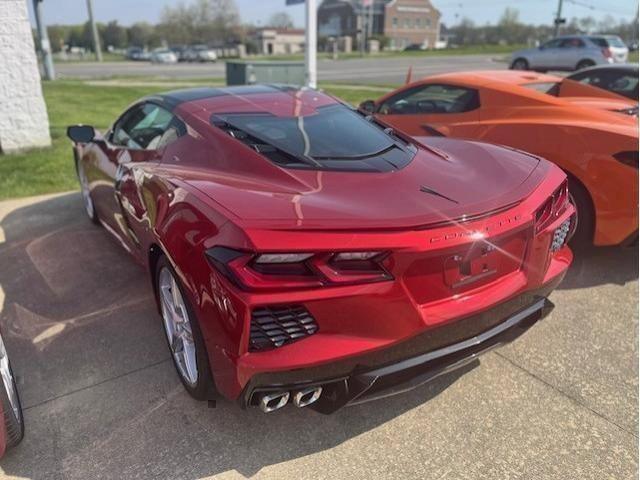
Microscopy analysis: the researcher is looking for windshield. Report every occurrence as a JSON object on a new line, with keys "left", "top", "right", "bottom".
{"left": 220, "top": 105, "right": 394, "bottom": 160}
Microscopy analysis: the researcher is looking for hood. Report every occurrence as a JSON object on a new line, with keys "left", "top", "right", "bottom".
{"left": 183, "top": 138, "right": 547, "bottom": 230}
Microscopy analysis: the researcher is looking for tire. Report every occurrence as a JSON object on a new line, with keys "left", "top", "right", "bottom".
{"left": 576, "top": 59, "right": 595, "bottom": 71}
{"left": 510, "top": 58, "right": 529, "bottom": 70}
{"left": 0, "top": 335, "right": 24, "bottom": 450}
{"left": 568, "top": 177, "right": 594, "bottom": 247}
{"left": 76, "top": 159, "right": 99, "bottom": 225}
{"left": 155, "top": 255, "right": 215, "bottom": 400}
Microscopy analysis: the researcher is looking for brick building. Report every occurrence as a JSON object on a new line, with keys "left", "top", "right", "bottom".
{"left": 317, "top": 0, "right": 441, "bottom": 51}
{"left": 250, "top": 28, "right": 306, "bottom": 56}
{"left": 0, "top": 0, "right": 51, "bottom": 153}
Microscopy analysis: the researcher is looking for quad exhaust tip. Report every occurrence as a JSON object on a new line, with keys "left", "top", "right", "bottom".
{"left": 293, "top": 386, "right": 323, "bottom": 408}
{"left": 259, "top": 391, "right": 290, "bottom": 413}
{"left": 259, "top": 386, "right": 323, "bottom": 413}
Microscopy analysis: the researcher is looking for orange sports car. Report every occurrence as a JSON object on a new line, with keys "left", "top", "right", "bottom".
{"left": 360, "top": 71, "right": 638, "bottom": 246}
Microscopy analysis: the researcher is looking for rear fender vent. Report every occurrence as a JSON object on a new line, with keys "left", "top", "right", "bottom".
{"left": 250, "top": 305, "right": 318, "bottom": 351}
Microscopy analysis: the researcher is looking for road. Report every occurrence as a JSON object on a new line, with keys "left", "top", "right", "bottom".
{"left": 55, "top": 54, "right": 503, "bottom": 84}
{"left": 0, "top": 193, "right": 637, "bottom": 479}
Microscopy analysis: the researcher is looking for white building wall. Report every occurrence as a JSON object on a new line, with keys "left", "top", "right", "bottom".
{"left": 0, "top": 0, "right": 51, "bottom": 153}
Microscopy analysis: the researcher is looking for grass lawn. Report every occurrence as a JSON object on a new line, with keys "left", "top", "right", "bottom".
{"left": 0, "top": 80, "right": 383, "bottom": 200}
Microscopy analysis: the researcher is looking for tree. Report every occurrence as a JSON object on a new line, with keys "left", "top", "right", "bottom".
{"left": 158, "top": 0, "right": 243, "bottom": 45}
{"left": 103, "top": 21, "right": 127, "bottom": 49}
{"left": 127, "top": 22, "right": 159, "bottom": 48}
{"left": 268, "top": 12, "right": 294, "bottom": 29}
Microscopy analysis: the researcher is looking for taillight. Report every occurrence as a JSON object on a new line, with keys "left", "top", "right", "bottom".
{"left": 613, "top": 151, "right": 639, "bottom": 169}
{"left": 206, "top": 247, "right": 392, "bottom": 291}
{"left": 602, "top": 48, "right": 612, "bottom": 58}
{"left": 535, "top": 179, "right": 569, "bottom": 234}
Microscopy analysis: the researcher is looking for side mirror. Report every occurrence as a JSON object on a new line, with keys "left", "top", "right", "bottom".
{"left": 359, "top": 100, "right": 376, "bottom": 115}
{"left": 67, "top": 125, "right": 95, "bottom": 144}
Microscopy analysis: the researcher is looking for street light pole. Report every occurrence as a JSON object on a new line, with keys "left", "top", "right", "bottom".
{"left": 553, "top": 0, "right": 564, "bottom": 37}
{"left": 86, "top": 0, "right": 103, "bottom": 62}
{"left": 305, "top": 0, "right": 317, "bottom": 88}
{"left": 32, "top": 0, "right": 55, "bottom": 80}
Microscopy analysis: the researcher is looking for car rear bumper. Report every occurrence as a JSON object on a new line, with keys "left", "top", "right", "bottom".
{"left": 239, "top": 271, "right": 564, "bottom": 414}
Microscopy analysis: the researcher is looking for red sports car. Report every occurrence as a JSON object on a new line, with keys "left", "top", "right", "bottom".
{"left": 67, "top": 85, "right": 574, "bottom": 414}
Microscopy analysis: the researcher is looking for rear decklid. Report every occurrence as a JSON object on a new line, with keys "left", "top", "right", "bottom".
{"left": 183, "top": 137, "right": 548, "bottom": 230}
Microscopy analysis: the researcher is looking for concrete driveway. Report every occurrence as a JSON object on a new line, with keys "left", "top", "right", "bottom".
{"left": 0, "top": 192, "right": 637, "bottom": 479}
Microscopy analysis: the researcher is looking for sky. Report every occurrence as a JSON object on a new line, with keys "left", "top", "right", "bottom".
{"left": 27, "top": 0, "right": 637, "bottom": 28}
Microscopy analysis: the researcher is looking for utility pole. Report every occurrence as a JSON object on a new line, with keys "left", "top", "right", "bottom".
{"left": 32, "top": 0, "right": 55, "bottom": 80}
{"left": 304, "top": 0, "right": 317, "bottom": 88}
{"left": 86, "top": 0, "right": 103, "bottom": 62}
{"left": 553, "top": 0, "right": 564, "bottom": 37}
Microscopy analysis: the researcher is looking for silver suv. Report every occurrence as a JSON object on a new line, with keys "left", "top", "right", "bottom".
{"left": 510, "top": 35, "right": 629, "bottom": 72}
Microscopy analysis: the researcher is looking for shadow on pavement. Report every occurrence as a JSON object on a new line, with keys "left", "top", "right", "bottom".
{"left": 559, "top": 243, "right": 638, "bottom": 290}
{"left": 0, "top": 193, "right": 475, "bottom": 479}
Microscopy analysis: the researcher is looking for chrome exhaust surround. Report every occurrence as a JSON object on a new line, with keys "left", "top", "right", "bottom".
{"left": 259, "top": 391, "right": 290, "bottom": 413}
{"left": 293, "top": 386, "right": 323, "bottom": 408}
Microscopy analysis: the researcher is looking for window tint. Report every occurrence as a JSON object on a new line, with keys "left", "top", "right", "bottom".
{"left": 112, "top": 103, "right": 175, "bottom": 150}
{"left": 379, "top": 84, "right": 480, "bottom": 115}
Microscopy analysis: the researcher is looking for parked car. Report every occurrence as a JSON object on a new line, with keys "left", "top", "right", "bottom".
{"left": 182, "top": 45, "right": 218, "bottom": 62}
{"left": 510, "top": 35, "right": 629, "bottom": 72}
{"left": 404, "top": 44, "right": 426, "bottom": 52}
{"left": 169, "top": 45, "right": 189, "bottom": 62}
{"left": 360, "top": 70, "right": 638, "bottom": 246}
{"left": 567, "top": 63, "right": 639, "bottom": 101}
{"left": 125, "top": 47, "right": 150, "bottom": 61}
{"left": 0, "top": 331, "right": 24, "bottom": 457}
{"left": 150, "top": 49, "right": 178, "bottom": 64}
{"left": 67, "top": 85, "right": 574, "bottom": 414}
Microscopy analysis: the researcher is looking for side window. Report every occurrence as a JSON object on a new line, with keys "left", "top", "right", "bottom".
{"left": 379, "top": 84, "right": 480, "bottom": 115}
{"left": 542, "top": 38, "right": 563, "bottom": 49}
{"left": 560, "top": 38, "right": 585, "bottom": 48}
{"left": 576, "top": 72, "right": 608, "bottom": 87}
{"left": 610, "top": 73, "right": 639, "bottom": 95}
{"left": 112, "top": 103, "right": 176, "bottom": 150}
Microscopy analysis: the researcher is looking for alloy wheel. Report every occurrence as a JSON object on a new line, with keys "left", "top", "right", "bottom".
{"left": 158, "top": 267, "right": 198, "bottom": 386}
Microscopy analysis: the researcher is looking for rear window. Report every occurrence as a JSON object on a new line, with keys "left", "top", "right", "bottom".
{"left": 522, "top": 82, "right": 560, "bottom": 95}
{"left": 590, "top": 36, "right": 626, "bottom": 48}
{"left": 605, "top": 36, "right": 626, "bottom": 48}
{"left": 213, "top": 104, "right": 416, "bottom": 172}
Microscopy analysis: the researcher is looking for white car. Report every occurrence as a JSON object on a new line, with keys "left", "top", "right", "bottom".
{"left": 150, "top": 49, "right": 178, "bottom": 64}
{"left": 184, "top": 45, "right": 218, "bottom": 63}
{"left": 510, "top": 35, "right": 629, "bottom": 72}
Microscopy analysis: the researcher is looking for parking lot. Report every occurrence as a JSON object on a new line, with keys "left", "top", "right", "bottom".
{"left": 0, "top": 192, "right": 636, "bottom": 479}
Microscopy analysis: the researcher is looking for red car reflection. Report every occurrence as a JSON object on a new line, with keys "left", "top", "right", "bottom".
{"left": 67, "top": 85, "right": 574, "bottom": 414}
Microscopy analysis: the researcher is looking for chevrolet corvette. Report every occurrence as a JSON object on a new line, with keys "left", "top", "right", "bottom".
{"left": 360, "top": 71, "right": 638, "bottom": 246}
{"left": 67, "top": 85, "right": 574, "bottom": 414}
